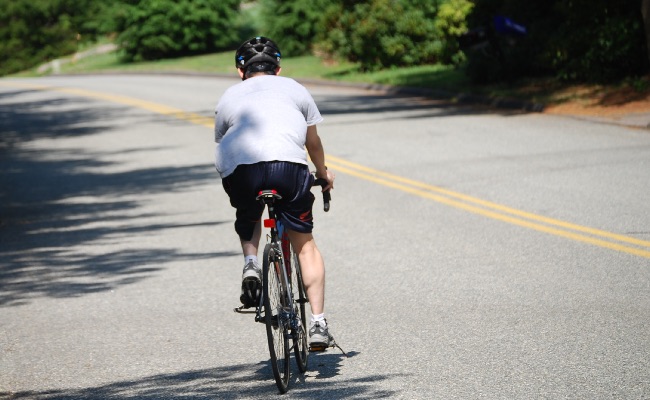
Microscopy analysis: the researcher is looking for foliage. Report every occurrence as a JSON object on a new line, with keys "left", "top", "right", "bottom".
{"left": 3, "top": 0, "right": 648, "bottom": 83}
{"left": 548, "top": 0, "right": 647, "bottom": 82}
{"left": 234, "top": 2, "right": 263, "bottom": 43}
{"left": 109, "top": 0, "right": 241, "bottom": 62}
{"left": 0, "top": 0, "right": 105, "bottom": 76}
{"left": 258, "top": 0, "right": 329, "bottom": 56}
{"left": 435, "top": 0, "right": 475, "bottom": 64}
{"left": 317, "top": 0, "right": 473, "bottom": 71}
{"left": 464, "top": 0, "right": 648, "bottom": 83}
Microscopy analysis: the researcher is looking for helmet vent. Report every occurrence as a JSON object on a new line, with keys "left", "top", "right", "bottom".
{"left": 234, "top": 36, "right": 282, "bottom": 69}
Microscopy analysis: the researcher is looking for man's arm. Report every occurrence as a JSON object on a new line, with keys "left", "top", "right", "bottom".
{"left": 214, "top": 111, "right": 225, "bottom": 143}
{"left": 305, "top": 125, "right": 335, "bottom": 191}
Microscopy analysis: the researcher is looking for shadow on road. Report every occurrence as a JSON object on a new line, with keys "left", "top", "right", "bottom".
{"left": 0, "top": 88, "right": 232, "bottom": 307}
{"left": 0, "top": 89, "right": 112, "bottom": 147}
{"left": 3, "top": 351, "right": 395, "bottom": 400}
{"left": 313, "top": 91, "right": 527, "bottom": 123}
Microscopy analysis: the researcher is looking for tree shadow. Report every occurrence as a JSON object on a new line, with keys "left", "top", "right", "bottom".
{"left": 2, "top": 350, "right": 397, "bottom": 399}
{"left": 0, "top": 90, "right": 117, "bottom": 148}
{"left": 596, "top": 85, "right": 650, "bottom": 107}
{"left": 0, "top": 88, "right": 234, "bottom": 307}
{"left": 312, "top": 92, "right": 528, "bottom": 121}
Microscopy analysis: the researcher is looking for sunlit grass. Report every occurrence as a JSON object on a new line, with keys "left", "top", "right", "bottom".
{"left": 15, "top": 43, "right": 473, "bottom": 94}
{"left": 16, "top": 41, "right": 640, "bottom": 108}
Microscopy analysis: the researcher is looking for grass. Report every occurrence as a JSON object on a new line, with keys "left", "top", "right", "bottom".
{"left": 13, "top": 43, "right": 472, "bottom": 91}
{"left": 11, "top": 42, "right": 650, "bottom": 110}
{"left": 14, "top": 46, "right": 489, "bottom": 103}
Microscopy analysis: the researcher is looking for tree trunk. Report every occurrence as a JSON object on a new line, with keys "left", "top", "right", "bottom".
{"left": 642, "top": 0, "right": 650, "bottom": 65}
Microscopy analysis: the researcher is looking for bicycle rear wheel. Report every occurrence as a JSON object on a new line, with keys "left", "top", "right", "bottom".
{"left": 263, "top": 243, "right": 290, "bottom": 393}
{"left": 290, "top": 249, "right": 309, "bottom": 373}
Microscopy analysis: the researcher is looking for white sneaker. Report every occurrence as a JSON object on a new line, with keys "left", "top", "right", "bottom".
{"left": 242, "top": 260, "right": 261, "bottom": 282}
{"left": 240, "top": 261, "right": 261, "bottom": 308}
{"left": 309, "top": 320, "right": 334, "bottom": 351}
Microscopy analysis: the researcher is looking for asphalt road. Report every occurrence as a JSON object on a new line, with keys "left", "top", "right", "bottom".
{"left": 1, "top": 74, "right": 649, "bottom": 399}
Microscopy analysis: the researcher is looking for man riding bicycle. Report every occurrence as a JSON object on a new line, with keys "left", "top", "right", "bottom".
{"left": 214, "top": 37, "right": 336, "bottom": 349}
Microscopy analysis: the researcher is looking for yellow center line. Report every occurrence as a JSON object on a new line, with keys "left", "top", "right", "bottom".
{"left": 3, "top": 80, "right": 648, "bottom": 258}
{"left": 326, "top": 160, "right": 650, "bottom": 259}
{"left": 59, "top": 87, "right": 216, "bottom": 127}
{"left": 326, "top": 155, "right": 650, "bottom": 249}
{"left": 0, "top": 81, "right": 215, "bottom": 127}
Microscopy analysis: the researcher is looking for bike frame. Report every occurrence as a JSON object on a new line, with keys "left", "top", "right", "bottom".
{"left": 233, "top": 178, "right": 333, "bottom": 393}
{"left": 254, "top": 190, "right": 297, "bottom": 329}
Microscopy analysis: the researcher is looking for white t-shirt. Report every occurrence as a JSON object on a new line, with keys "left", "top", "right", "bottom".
{"left": 214, "top": 75, "right": 323, "bottom": 178}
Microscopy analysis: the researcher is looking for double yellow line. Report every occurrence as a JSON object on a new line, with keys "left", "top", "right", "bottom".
{"left": 326, "top": 155, "right": 650, "bottom": 259}
{"left": 3, "top": 80, "right": 649, "bottom": 259}
{"left": 0, "top": 81, "right": 214, "bottom": 126}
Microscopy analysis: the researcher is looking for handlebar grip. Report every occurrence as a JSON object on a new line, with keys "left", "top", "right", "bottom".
{"left": 313, "top": 178, "right": 331, "bottom": 212}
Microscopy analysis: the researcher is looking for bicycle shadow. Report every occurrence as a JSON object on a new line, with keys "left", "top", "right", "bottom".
{"left": 4, "top": 354, "right": 398, "bottom": 400}
{"left": 305, "top": 349, "right": 360, "bottom": 380}
{"left": 286, "top": 350, "right": 401, "bottom": 398}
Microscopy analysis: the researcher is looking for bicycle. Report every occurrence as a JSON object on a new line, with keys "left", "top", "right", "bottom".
{"left": 234, "top": 177, "right": 332, "bottom": 393}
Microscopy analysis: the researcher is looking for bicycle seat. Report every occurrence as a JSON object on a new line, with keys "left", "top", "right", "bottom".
{"left": 256, "top": 189, "right": 283, "bottom": 202}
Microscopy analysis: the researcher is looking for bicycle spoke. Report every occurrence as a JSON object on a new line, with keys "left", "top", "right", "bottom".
{"left": 291, "top": 248, "right": 309, "bottom": 372}
{"left": 263, "top": 244, "right": 290, "bottom": 393}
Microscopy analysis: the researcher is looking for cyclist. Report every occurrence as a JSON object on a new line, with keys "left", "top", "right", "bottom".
{"left": 214, "top": 37, "right": 336, "bottom": 349}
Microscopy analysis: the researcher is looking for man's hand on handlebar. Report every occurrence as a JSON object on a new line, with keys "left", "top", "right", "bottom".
{"left": 313, "top": 169, "right": 334, "bottom": 212}
{"left": 316, "top": 169, "right": 335, "bottom": 192}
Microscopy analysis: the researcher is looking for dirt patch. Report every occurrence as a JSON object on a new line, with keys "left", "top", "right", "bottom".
{"left": 542, "top": 80, "right": 650, "bottom": 118}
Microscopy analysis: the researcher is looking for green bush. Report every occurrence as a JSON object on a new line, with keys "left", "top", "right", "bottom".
{"left": 112, "top": 0, "right": 240, "bottom": 62}
{"left": 435, "top": 0, "right": 475, "bottom": 64}
{"left": 234, "top": 1, "right": 263, "bottom": 43}
{"left": 0, "top": 0, "right": 105, "bottom": 76}
{"left": 258, "top": 0, "right": 329, "bottom": 56}
{"left": 465, "top": 0, "right": 648, "bottom": 83}
{"left": 318, "top": 0, "right": 472, "bottom": 71}
{"left": 548, "top": 1, "right": 647, "bottom": 82}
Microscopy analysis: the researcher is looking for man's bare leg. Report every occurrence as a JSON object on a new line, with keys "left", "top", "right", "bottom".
{"left": 288, "top": 230, "right": 325, "bottom": 315}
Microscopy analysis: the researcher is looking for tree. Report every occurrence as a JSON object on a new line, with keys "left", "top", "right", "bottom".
{"left": 318, "top": 0, "right": 472, "bottom": 71}
{"left": 0, "top": 0, "right": 105, "bottom": 76}
{"left": 464, "top": 0, "right": 648, "bottom": 83}
{"left": 643, "top": 0, "right": 650, "bottom": 64}
{"left": 110, "top": 0, "right": 241, "bottom": 62}
{"left": 258, "top": 0, "right": 329, "bottom": 56}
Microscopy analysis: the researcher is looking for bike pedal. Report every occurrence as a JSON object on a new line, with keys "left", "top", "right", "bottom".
{"left": 309, "top": 341, "right": 349, "bottom": 356}
{"left": 233, "top": 305, "right": 256, "bottom": 314}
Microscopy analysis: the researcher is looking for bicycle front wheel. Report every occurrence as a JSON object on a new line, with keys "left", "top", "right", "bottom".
{"left": 263, "top": 243, "right": 290, "bottom": 393}
{"left": 291, "top": 248, "right": 309, "bottom": 373}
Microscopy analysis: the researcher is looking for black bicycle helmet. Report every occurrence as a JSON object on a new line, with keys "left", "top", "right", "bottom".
{"left": 235, "top": 36, "right": 281, "bottom": 69}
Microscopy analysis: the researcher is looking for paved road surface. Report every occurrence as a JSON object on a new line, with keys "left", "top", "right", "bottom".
{"left": 1, "top": 75, "right": 649, "bottom": 399}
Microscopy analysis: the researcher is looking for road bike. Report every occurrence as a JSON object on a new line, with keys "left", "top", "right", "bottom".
{"left": 234, "top": 177, "right": 331, "bottom": 393}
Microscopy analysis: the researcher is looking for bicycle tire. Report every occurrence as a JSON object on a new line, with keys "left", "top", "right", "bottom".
{"left": 290, "top": 248, "right": 309, "bottom": 373}
{"left": 263, "top": 243, "right": 290, "bottom": 393}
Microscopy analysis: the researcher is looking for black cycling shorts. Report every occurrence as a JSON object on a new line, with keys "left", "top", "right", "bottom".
{"left": 222, "top": 161, "right": 315, "bottom": 241}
